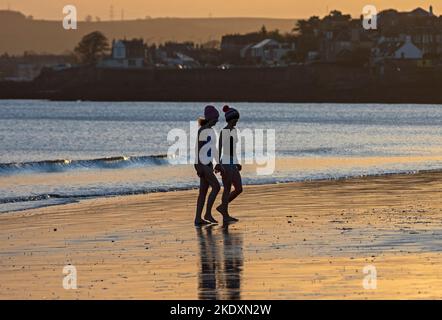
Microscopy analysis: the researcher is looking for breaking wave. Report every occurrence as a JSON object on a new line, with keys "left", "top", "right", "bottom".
{"left": 0, "top": 155, "right": 169, "bottom": 175}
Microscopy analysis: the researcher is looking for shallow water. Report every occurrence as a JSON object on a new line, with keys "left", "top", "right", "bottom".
{"left": 0, "top": 100, "right": 441, "bottom": 212}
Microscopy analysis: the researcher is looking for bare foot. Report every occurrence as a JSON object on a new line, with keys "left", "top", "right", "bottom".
{"left": 194, "top": 219, "right": 210, "bottom": 226}
{"left": 223, "top": 215, "right": 239, "bottom": 223}
{"left": 204, "top": 214, "right": 218, "bottom": 224}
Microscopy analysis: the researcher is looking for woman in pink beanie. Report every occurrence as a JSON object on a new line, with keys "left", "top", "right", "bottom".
{"left": 194, "top": 105, "right": 221, "bottom": 226}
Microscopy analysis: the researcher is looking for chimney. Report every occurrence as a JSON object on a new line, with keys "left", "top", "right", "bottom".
{"left": 430, "top": 5, "right": 434, "bottom": 16}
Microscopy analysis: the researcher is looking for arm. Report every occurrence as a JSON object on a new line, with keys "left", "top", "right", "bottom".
{"left": 214, "top": 129, "right": 224, "bottom": 174}
{"left": 232, "top": 129, "right": 241, "bottom": 171}
{"left": 218, "top": 129, "right": 223, "bottom": 165}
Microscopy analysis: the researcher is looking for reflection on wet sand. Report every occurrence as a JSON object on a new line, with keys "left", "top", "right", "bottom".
{"left": 197, "top": 223, "right": 243, "bottom": 300}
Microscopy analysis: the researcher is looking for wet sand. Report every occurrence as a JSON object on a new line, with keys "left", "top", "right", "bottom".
{"left": 0, "top": 171, "right": 442, "bottom": 299}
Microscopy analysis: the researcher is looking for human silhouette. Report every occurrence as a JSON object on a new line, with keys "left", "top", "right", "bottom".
{"left": 216, "top": 105, "right": 242, "bottom": 222}
{"left": 194, "top": 105, "right": 221, "bottom": 226}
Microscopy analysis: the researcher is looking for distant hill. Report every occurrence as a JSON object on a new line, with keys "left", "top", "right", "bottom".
{"left": 0, "top": 10, "right": 296, "bottom": 55}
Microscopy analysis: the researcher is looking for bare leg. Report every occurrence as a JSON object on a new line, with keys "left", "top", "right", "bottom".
{"left": 218, "top": 167, "right": 232, "bottom": 214}
{"left": 217, "top": 166, "right": 239, "bottom": 222}
{"left": 195, "top": 177, "right": 210, "bottom": 226}
{"left": 203, "top": 167, "right": 221, "bottom": 223}
{"left": 228, "top": 167, "right": 243, "bottom": 203}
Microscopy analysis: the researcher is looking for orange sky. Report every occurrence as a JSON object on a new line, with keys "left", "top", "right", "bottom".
{"left": 1, "top": 0, "right": 437, "bottom": 20}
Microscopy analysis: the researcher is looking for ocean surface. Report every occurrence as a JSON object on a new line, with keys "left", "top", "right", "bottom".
{"left": 0, "top": 100, "right": 441, "bottom": 213}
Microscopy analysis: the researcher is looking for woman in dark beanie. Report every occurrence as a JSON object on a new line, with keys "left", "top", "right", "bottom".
{"left": 216, "top": 105, "right": 242, "bottom": 223}
{"left": 194, "top": 105, "right": 221, "bottom": 226}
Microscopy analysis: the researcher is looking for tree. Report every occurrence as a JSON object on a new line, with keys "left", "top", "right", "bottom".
{"left": 293, "top": 16, "right": 321, "bottom": 62}
{"left": 260, "top": 25, "right": 268, "bottom": 35}
{"left": 74, "top": 31, "right": 109, "bottom": 65}
{"left": 327, "top": 10, "right": 351, "bottom": 21}
{"left": 293, "top": 16, "right": 320, "bottom": 35}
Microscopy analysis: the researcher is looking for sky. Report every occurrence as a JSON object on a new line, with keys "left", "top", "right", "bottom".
{"left": 1, "top": 0, "right": 437, "bottom": 20}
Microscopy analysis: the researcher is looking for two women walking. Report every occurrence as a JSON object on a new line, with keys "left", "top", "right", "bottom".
{"left": 194, "top": 105, "right": 242, "bottom": 226}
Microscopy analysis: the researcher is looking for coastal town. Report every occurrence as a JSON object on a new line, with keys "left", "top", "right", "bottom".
{"left": 1, "top": 6, "right": 442, "bottom": 103}
{"left": 1, "top": 6, "right": 441, "bottom": 81}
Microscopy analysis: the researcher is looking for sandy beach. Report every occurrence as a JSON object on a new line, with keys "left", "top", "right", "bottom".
{"left": 0, "top": 170, "right": 441, "bottom": 299}
{"left": 2, "top": 2, "right": 442, "bottom": 305}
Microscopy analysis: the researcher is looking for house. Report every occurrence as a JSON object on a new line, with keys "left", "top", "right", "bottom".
{"left": 5, "top": 63, "right": 40, "bottom": 81}
{"left": 239, "top": 44, "right": 254, "bottom": 59}
{"left": 372, "top": 36, "right": 423, "bottom": 62}
{"left": 164, "top": 52, "right": 200, "bottom": 69}
{"left": 307, "top": 51, "right": 320, "bottom": 61}
{"left": 245, "top": 39, "right": 296, "bottom": 65}
{"left": 393, "top": 37, "right": 424, "bottom": 59}
{"left": 289, "top": 6, "right": 442, "bottom": 65}
{"left": 0, "top": 53, "right": 73, "bottom": 81}
{"left": 378, "top": 6, "right": 434, "bottom": 22}
{"left": 320, "top": 29, "right": 352, "bottom": 62}
{"left": 152, "top": 42, "right": 201, "bottom": 68}
{"left": 159, "top": 42, "right": 195, "bottom": 56}
{"left": 376, "top": 6, "right": 442, "bottom": 58}
{"left": 407, "top": 7, "right": 434, "bottom": 17}
{"left": 318, "top": 16, "right": 375, "bottom": 64}
{"left": 221, "top": 33, "right": 268, "bottom": 61}
{"left": 99, "top": 39, "right": 147, "bottom": 68}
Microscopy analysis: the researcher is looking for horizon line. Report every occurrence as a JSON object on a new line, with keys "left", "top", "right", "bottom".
{"left": 1, "top": 5, "right": 437, "bottom": 23}
{"left": 0, "top": 10, "right": 300, "bottom": 21}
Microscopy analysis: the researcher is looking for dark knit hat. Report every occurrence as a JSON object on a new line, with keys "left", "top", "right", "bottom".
{"left": 204, "top": 105, "right": 219, "bottom": 121}
{"left": 223, "top": 105, "right": 240, "bottom": 122}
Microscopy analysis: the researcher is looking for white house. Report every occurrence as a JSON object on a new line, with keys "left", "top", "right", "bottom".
{"left": 99, "top": 39, "right": 146, "bottom": 68}
{"left": 393, "top": 36, "right": 423, "bottom": 59}
{"left": 372, "top": 36, "right": 423, "bottom": 62}
{"left": 112, "top": 41, "right": 126, "bottom": 59}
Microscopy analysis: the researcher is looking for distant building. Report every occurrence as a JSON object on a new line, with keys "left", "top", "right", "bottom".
{"left": 8, "top": 64, "right": 40, "bottom": 81}
{"left": 378, "top": 6, "right": 435, "bottom": 22}
{"left": 156, "top": 50, "right": 200, "bottom": 68}
{"left": 307, "top": 51, "right": 320, "bottom": 61}
{"left": 318, "top": 17, "right": 375, "bottom": 63}
{"left": 99, "top": 39, "right": 147, "bottom": 68}
{"left": 392, "top": 37, "right": 424, "bottom": 59}
{"left": 371, "top": 6, "right": 442, "bottom": 61}
{"left": 407, "top": 7, "right": 434, "bottom": 17}
{"left": 320, "top": 29, "right": 352, "bottom": 62}
{"left": 372, "top": 36, "right": 423, "bottom": 62}
{"left": 160, "top": 42, "right": 195, "bottom": 56}
{"left": 221, "top": 33, "right": 267, "bottom": 61}
{"left": 247, "top": 39, "right": 296, "bottom": 65}
{"left": 153, "top": 41, "right": 201, "bottom": 68}
{"left": 0, "top": 53, "right": 73, "bottom": 81}
{"left": 311, "top": 7, "right": 442, "bottom": 65}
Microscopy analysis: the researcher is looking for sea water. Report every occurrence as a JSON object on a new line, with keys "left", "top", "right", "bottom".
{"left": 0, "top": 100, "right": 441, "bottom": 213}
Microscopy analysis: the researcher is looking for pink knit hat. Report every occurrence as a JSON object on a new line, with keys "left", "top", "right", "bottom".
{"left": 204, "top": 105, "right": 219, "bottom": 121}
